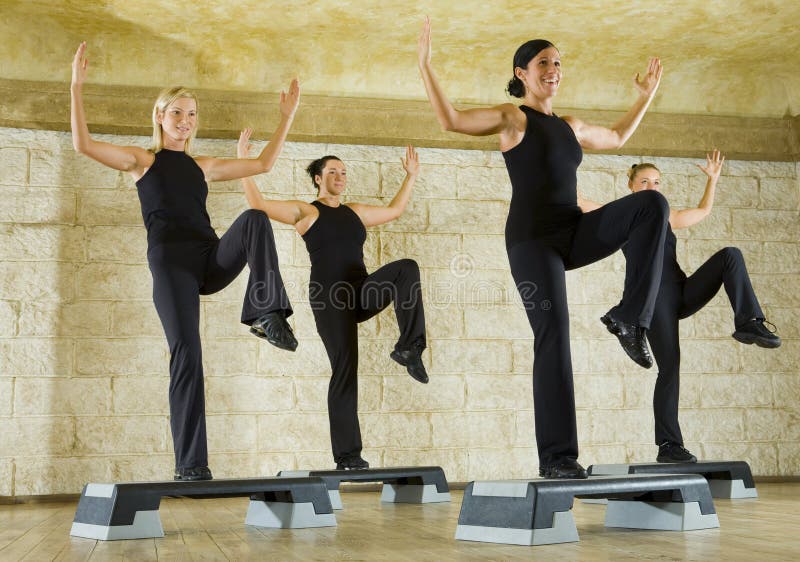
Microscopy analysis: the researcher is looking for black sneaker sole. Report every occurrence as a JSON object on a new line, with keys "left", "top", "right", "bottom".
{"left": 732, "top": 331, "right": 781, "bottom": 349}
{"left": 250, "top": 326, "right": 298, "bottom": 352}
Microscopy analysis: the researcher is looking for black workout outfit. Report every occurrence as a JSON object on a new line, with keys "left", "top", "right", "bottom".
{"left": 502, "top": 106, "right": 670, "bottom": 468}
{"left": 632, "top": 226, "right": 764, "bottom": 446}
{"left": 302, "top": 200, "right": 425, "bottom": 463}
{"left": 136, "top": 148, "right": 291, "bottom": 470}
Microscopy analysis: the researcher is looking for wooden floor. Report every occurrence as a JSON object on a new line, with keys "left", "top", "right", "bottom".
{"left": 1, "top": 483, "right": 799, "bottom": 560}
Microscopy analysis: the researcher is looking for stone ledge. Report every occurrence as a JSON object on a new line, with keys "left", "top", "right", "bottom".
{"left": 1, "top": 79, "right": 797, "bottom": 162}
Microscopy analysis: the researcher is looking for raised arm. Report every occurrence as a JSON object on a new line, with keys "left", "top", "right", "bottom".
{"left": 670, "top": 150, "right": 724, "bottom": 229}
{"left": 418, "top": 17, "right": 512, "bottom": 137}
{"left": 349, "top": 146, "right": 420, "bottom": 227}
{"left": 70, "top": 42, "right": 152, "bottom": 176}
{"left": 197, "top": 79, "right": 300, "bottom": 182}
{"left": 564, "top": 58, "right": 663, "bottom": 151}
{"left": 236, "top": 128, "right": 313, "bottom": 227}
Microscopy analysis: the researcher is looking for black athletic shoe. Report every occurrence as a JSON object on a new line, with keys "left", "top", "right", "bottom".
{"left": 335, "top": 456, "right": 370, "bottom": 470}
{"left": 539, "top": 459, "right": 588, "bottom": 479}
{"left": 390, "top": 348, "right": 429, "bottom": 384}
{"left": 250, "top": 311, "right": 298, "bottom": 351}
{"left": 601, "top": 314, "right": 653, "bottom": 369}
{"left": 174, "top": 466, "right": 213, "bottom": 481}
{"left": 732, "top": 319, "right": 781, "bottom": 349}
{"left": 656, "top": 442, "right": 697, "bottom": 463}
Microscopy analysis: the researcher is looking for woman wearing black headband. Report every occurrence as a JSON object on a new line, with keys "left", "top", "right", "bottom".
{"left": 418, "top": 18, "right": 668, "bottom": 478}
{"left": 580, "top": 153, "right": 780, "bottom": 463}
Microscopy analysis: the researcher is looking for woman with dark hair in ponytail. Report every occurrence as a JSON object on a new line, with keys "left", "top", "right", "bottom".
{"left": 238, "top": 130, "right": 428, "bottom": 470}
{"left": 579, "top": 153, "right": 780, "bottom": 464}
{"left": 418, "top": 17, "right": 669, "bottom": 478}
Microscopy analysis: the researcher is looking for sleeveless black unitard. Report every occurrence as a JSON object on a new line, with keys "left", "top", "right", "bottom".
{"left": 502, "top": 105, "right": 583, "bottom": 255}
{"left": 135, "top": 149, "right": 291, "bottom": 470}
{"left": 136, "top": 149, "right": 217, "bottom": 246}
{"left": 304, "top": 201, "right": 368, "bottom": 288}
{"left": 302, "top": 200, "right": 426, "bottom": 463}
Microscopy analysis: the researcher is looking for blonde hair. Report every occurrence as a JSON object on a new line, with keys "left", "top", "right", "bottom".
{"left": 628, "top": 162, "right": 660, "bottom": 181}
{"left": 150, "top": 86, "right": 198, "bottom": 153}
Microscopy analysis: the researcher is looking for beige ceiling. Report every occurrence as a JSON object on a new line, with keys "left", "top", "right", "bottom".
{"left": 2, "top": 0, "right": 799, "bottom": 119}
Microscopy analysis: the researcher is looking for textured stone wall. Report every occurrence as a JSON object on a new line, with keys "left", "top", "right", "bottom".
{"left": 0, "top": 126, "right": 798, "bottom": 496}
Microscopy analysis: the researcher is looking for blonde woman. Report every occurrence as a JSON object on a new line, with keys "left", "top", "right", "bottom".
{"left": 579, "top": 152, "right": 780, "bottom": 463}
{"left": 71, "top": 42, "right": 299, "bottom": 481}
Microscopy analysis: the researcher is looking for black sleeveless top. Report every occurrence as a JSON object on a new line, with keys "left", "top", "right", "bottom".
{"left": 135, "top": 149, "right": 217, "bottom": 246}
{"left": 502, "top": 105, "right": 583, "bottom": 254}
{"left": 302, "top": 201, "right": 368, "bottom": 286}
{"left": 624, "top": 224, "right": 686, "bottom": 283}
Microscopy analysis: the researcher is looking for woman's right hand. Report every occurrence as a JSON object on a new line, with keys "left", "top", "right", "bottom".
{"left": 418, "top": 16, "right": 432, "bottom": 68}
{"left": 632, "top": 57, "right": 663, "bottom": 98}
{"left": 72, "top": 42, "right": 88, "bottom": 88}
{"left": 237, "top": 128, "right": 253, "bottom": 159}
{"left": 697, "top": 149, "right": 725, "bottom": 181}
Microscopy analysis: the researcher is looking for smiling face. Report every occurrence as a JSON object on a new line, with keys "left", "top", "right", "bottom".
{"left": 157, "top": 97, "right": 198, "bottom": 149}
{"left": 316, "top": 158, "right": 347, "bottom": 196}
{"left": 516, "top": 46, "right": 562, "bottom": 99}
{"left": 628, "top": 165, "right": 662, "bottom": 192}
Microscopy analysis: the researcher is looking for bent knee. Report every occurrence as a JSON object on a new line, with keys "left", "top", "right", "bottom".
{"left": 720, "top": 246, "right": 745, "bottom": 267}
{"left": 242, "top": 208, "right": 268, "bottom": 223}
{"left": 397, "top": 258, "right": 420, "bottom": 275}
{"left": 637, "top": 189, "right": 670, "bottom": 218}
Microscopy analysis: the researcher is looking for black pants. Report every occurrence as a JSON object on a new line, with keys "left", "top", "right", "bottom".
{"left": 147, "top": 209, "right": 291, "bottom": 469}
{"left": 508, "top": 190, "right": 669, "bottom": 467}
{"left": 311, "top": 259, "right": 426, "bottom": 462}
{"left": 650, "top": 247, "right": 763, "bottom": 446}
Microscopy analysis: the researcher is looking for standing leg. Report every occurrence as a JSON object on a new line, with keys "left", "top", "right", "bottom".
{"left": 312, "top": 286, "right": 364, "bottom": 466}
{"left": 148, "top": 247, "right": 209, "bottom": 475}
{"left": 647, "top": 282, "right": 684, "bottom": 446}
{"left": 508, "top": 239, "right": 584, "bottom": 477}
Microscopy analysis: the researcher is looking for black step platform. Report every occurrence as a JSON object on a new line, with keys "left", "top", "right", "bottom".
{"left": 277, "top": 466, "right": 451, "bottom": 509}
{"left": 70, "top": 477, "right": 336, "bottom": 540}
{"left": 456, "top": 473, "right": 719, "bottom": 546}
{"left": 588, "top": 461, "right": 757, "bottom": 499}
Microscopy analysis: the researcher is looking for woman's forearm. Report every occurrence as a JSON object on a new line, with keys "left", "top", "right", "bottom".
{"left": 387, "top": 173, "right": 417, "bottom": 215}
{"left": 70, "top": 85, "right": 93, "bottom": 153}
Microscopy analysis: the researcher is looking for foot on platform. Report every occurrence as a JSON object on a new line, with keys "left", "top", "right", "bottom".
{"left": 539, "top": 459, "right": 588, "bottom": 479}
{"left": 601, "top": 314, "right": 652, "bottom": 368}
{"left": 174, "top": 466, "right": 213, "bottom": 481}
{"left": 657, "top": 442, "right": 697, "bottom": 463}
{"left": 251, "top": 311, "right": 298, "bottom": 351}
{"left": 732, "top": 319, "right": 781, "bottom": 349}
{"left": 335, "top": 456, "right": 370, "bottom": 470}
{"left": 390, "top": 347, "right": 429, "bottom": 384}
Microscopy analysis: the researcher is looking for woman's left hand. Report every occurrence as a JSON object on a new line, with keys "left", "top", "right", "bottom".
{"left": 237, "top": 127, "right": 253, "bottom": 159}
{"left": 697, "top": 148, "right": 725, "bottom": 180}
{"left": 402, "top": 145, "right": 419, "bottom": 177}
{"left": 279, "top": 78, "right": 300, "bottom": 118}
{"left": 633, "top": 57, "right": 663, "bottom": 98}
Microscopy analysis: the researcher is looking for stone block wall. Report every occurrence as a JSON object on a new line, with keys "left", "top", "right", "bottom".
{"left": 0, "top": 126, "right": 798, "bottom": 496}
